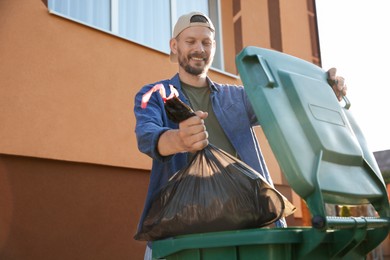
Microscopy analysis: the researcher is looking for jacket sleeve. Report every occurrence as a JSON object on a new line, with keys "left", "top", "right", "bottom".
{"left": 241, "top": 87, "right": 259, "bottom": 126}
{"left": 133, "top": 84, "right": 174, "bottom": 162}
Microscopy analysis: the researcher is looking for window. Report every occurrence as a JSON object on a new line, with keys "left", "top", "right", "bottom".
{"left": 48, "top": 0, "right": 223, "bottom": 70}
{"left": 48, "top": 0, "right": 111, "bottom": 31}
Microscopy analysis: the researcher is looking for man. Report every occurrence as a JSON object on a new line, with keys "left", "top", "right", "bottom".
{"left": 134, "top": 12, "right": 347, "bottom": 259}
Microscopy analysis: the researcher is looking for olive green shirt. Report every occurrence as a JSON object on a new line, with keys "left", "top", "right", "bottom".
{"left": 181, "top": 81, "right": 237, "bottom": 157}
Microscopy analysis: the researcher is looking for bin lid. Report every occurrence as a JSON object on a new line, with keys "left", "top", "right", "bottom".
{"left": 236, "top": 46, "right": 389, "bottom": 223}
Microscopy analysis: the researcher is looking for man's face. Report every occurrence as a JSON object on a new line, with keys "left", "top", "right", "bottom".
{"left": 174, "top": 26, "right": 216, "bottom": 76}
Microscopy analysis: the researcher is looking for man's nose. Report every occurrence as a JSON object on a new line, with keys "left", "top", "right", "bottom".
{"left": 195, "top": 42, "right": 205, "bottom": 53}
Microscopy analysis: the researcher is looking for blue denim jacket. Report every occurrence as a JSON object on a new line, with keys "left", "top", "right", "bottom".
{"left": 134, "top": 73, "right": 279, "bottom": 234}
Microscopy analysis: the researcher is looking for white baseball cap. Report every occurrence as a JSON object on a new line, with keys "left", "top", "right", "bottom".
{"left": 170, "top": 12, "right": 215, "bottom": 63}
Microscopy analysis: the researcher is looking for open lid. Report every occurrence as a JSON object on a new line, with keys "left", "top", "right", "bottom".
{"left": 236, "top": 46, "right": 389, "bottom": 227}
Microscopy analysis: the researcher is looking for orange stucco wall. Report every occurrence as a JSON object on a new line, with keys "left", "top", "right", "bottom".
{"left": 1, "top": 1, "right": 165, "bottom": 170}
{"left": 0, "top": 0, "right": 320, "bottom": 175}
{"left": 241, "top": 0, "right": 271, "bottom": 48}
{"left": 0, "top": 1, "right": 245, "bottom": 171}
{"left": 279, "top": 0, "right": 313, "bottom": 59}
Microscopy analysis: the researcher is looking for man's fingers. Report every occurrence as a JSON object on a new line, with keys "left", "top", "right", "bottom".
{"left": 178, "top": 110, "right": 209, "bottom": 152}
{"left": 180, "top": 129, "right": 209, "bottom": 152}
{"left": 336, "top": 76, "right": 345, "bottom": 91}
{"left": 327, "top": 68, "right": 348, "bottom": 101}
{"left": 181, "top": 111, "right": 208, "bottom": 127}
{"left": 182, "top": 124, "right": 206, "bottom": 136}
{"left": 194, "top": 111, "right": 208, "bottom": 119}
{"left": 342, "top": 84, "right": 347, "bottom": 96}
{"left": 327, "top": 67, "right": 337, "bottom": 81}
{"left": 335, "top": 76, "right": 346, "bottom": 100}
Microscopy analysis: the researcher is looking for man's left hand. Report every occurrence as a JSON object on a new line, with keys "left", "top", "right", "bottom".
{"left": 327, "top": 68, "right": 347, "bottom": 101}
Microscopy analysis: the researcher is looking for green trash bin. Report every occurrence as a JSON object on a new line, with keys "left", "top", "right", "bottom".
{"left": 152, "top": 47, "right": 390, "bottom": 260}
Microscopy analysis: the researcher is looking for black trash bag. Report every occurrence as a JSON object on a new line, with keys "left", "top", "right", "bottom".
{"left": 134, "top": 143, "right": 295, "bottom": 241}
{"left": 135, "top": 84, "right": 296, "bottom": 241}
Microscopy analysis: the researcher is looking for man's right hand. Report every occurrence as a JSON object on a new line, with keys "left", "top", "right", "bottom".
{"left": 178, "top": 111, "right": 209, "bottom": 153}
{"left": 157, "top": 111, "right": 209, "bottom": 156}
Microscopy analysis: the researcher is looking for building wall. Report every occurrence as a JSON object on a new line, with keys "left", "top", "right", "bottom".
{"left": 4, "top": 1, "right": 386, "bottom": 260}
{"left": 0, "top": 154, "right": 148, "bottom": 259}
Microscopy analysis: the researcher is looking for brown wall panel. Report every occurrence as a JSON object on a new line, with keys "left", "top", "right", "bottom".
{"left": 0, "top": 154, "right": 149, "bottom": 259}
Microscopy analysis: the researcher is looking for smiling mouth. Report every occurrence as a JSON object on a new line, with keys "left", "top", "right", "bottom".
{"left": 191, "top": 57, "right": 204, "bottom": 61}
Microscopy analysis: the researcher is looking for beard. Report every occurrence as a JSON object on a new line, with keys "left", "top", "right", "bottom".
{"left": 178, "top": 51, "right": 212, "bottom": 76}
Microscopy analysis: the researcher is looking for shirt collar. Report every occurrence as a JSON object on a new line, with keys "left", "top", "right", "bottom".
{"left": 170, "top": 73, "right": 219, "bottom": 92}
